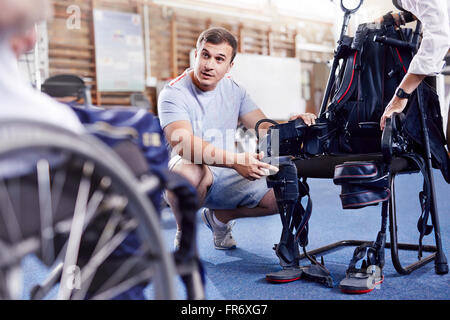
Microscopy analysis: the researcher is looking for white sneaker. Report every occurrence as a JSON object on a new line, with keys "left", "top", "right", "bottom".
{"left": 174, "top": 229, "right": 182, "bottom": 251}
{"left": 201, "top": 208, "right": 237, "bottom": 250}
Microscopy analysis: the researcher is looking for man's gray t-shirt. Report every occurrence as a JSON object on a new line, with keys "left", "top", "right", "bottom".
{"left": 157, "top": 69, "right": 270, "bottom": 210}
{"left": 157, "top": 69, "right": 259, "bottom": 155}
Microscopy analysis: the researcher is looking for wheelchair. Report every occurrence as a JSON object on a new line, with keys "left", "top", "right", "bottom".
{"left": 0, "top": 120, "right": 203, "bottom": 300}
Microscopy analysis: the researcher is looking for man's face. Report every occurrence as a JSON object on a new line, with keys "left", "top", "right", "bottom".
{"left": 192, "top": 41, "right": 234, "bottom": 91}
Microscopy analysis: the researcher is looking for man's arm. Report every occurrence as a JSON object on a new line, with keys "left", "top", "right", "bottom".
{"left": 163, "top": 120, "right": 278, "bottom": 180}
{"left": 164, "top": 120, "right": 235, "bottom": 166}
{"left": 380, "top": 73, "right": 426, "bottom": 130}
{"left": 376, "top": 2, "right": 448, "bottom": 129}
{"left": 239, "top": 109, "right": 272, "bottom": 139}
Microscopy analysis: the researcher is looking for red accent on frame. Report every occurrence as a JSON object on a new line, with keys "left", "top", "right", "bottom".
{"left": 337, "top": 51, "right": 358, "bottom": 104}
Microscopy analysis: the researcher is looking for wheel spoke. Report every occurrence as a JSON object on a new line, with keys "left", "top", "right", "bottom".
{"left": 37, "top": 159, "right": 55, "bottom": 266}
{"left": 73, "top": 218, "right": 139, "bottom": 299}
{"left": 58, "top": 161, "right": 94, "bottom": 300}
{"left": 0, "top": 180, "right": 22, "bottom": 243}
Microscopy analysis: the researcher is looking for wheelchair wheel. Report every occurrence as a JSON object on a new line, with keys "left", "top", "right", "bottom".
{"left": 0, "top": 120, "right": 176, "bottom": 300}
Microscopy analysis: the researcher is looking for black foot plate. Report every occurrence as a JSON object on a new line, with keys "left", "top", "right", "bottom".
{"left": 266, "top": 267, "right": 304, "bottom": 283}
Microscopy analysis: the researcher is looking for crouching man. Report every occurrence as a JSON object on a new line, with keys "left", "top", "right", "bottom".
{"left": 158, "top": 27, "right": 316, "bottom": 250}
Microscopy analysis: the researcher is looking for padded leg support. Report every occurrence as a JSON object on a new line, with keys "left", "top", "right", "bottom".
{"left": 265, "top": 157, "right": 330, "bottom": 284}
{"left": 265, "top": 158, "right": 304, "bottom": 282}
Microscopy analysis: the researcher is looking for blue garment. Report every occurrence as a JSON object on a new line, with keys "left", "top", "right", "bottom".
{"left": 70, "top": 104, "right": 169, "bottom": 211}
{"left": 69, "top": 104, "right": 169, "bottom": 299}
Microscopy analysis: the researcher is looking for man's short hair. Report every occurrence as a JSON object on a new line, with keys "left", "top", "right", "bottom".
{"left": 196, "top": 27, "right": 238, "bottom": 62}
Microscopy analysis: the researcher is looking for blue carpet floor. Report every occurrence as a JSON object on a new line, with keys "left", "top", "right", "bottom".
{"left": 20, "top": 169, "right": 449, "bottom": 300}
{"left": 160, "top": 168, "right": 450, "bottom": 300}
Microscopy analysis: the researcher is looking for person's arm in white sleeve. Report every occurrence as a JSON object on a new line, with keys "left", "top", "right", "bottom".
{"left": 403, "top": 0, "right": 450, "bottom": 76}
{"left": 380, "top": 0, "right": 450, "bottom": 130}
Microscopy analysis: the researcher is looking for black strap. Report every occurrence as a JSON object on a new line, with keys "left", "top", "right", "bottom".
{"left": 272, "top": 176, "right": 312, "bottom": 248}
{"left": 294, "top": 191, "right": 312, "bottom": 246}
{"left": 347, "top": 211, "right": 388, "bottom": 272}
{"left": 367, "top": 230, "right": 387, "bottom": 268}
{"left": 348, "top": 243, "right": 372, "bottom": 271}
{"left": 387, "top": 41, "right": 407, "bottom": 80}
{"left": 254, "top": 118, "right": 279, "bottom": 141}
{"left": 401, "top": 153, "right": 433, "bottom": 259}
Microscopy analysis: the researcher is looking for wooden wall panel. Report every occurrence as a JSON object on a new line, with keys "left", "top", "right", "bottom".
{"left": 172, "top": 15, "right": 206, "bottom": 76}
{"left": 168, "top": 12, "right": 298, "bottom": 78}
{"left": 47, "top": 0, "right": 155, "bottom": 109}
{"left": 46, "top": 1, "right": 333, "bottom": 113}
{"left": 48, "top": 0, "right": 97, "bottom": 104}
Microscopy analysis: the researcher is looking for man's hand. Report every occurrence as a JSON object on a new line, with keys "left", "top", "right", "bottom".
{"left": 372, "top": 12, "right": 401, "bottom": 26}
{"left": 232, "top": 152, "right": 279, "bottom": 181}
{"left": 380, "top": 96, "right": 408, "bottom": 130}
{"left": 380, "top": 74, "right": 425, "bottom": 130}
{"left": 289, "top": 113, "right": 317, "bottom": 126}
{"left": 373, "top": 16, "right": 384, "bottom": 24}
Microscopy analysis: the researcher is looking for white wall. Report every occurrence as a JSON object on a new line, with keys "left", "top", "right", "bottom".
{"left": 230, "top": 53, "right": 304, "bottom": 120}
{"left": 190, "top": 50, "right": 305, "bottom": 121}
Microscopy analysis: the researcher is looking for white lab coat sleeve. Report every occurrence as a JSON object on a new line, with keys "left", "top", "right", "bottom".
{"left": 401, "top": 0, "right": 450, "bottom": 75}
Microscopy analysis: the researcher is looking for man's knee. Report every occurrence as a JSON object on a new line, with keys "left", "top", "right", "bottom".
{"left": 171, "top": 160, "right": 212, "bottom": 190}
